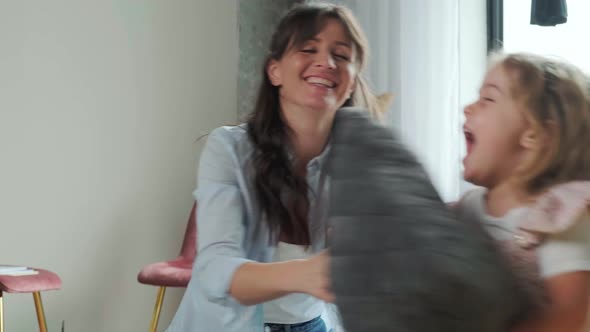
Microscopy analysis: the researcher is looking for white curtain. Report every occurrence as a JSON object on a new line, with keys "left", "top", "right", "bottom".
{"left": 342, "top": 0, "right": 464, "bottom": 202}
{"left": 321, "top": 1, "right": 483, "bottom": 330}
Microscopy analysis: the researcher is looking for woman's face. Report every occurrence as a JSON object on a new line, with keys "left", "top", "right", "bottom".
{"left": 267, "top": 19, "right": 358, "bottom": 115}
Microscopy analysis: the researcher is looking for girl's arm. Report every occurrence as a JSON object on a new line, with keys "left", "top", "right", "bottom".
{"left": 511, "top": 271, "right": 590, "bottom": 332}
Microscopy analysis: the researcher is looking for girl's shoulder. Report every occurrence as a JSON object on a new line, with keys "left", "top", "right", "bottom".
{"left": 520, "top": 181, "right": 590, "bottom": 236}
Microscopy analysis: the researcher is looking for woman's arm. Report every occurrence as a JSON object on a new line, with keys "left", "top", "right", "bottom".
{"left": 511, "top": 271, "right": 590, "bottom": 332}
{"left": 229, "top": 252, "right": 334, "bottom": 305}
{"left": 193, "top": 128, "right": 255, "bottom": 305}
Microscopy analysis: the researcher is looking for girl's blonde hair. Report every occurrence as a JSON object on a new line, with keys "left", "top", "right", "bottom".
{"left": 491, "top": 53, "right": 590, "bottom": 194}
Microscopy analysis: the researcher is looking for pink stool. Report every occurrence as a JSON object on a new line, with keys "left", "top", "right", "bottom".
{"left": 0, "top": 267, "right": 61, "bottom": 332}
{"left": 138, "top": 202, "right": 197, "bottom": 332}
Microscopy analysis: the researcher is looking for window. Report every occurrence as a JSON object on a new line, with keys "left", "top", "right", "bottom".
{"left": 502, "top": 0, "right": 590, "bottom": 73}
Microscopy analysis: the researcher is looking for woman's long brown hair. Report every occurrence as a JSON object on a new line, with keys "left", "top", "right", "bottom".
{"left": 246, "top": 3, "right": 372, "bottom": 245}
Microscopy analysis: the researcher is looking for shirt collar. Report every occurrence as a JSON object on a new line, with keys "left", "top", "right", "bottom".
{"left": 286, "top": 136, "right": 332, "bottom": 172}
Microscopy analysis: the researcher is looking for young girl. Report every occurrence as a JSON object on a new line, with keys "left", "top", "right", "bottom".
{"left": 456, "top": 53, "right": 590, "bottom": 331}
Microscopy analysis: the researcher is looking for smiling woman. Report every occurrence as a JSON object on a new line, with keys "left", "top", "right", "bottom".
{"left": 266, "top": 18, "right": 357, "bottom": 114}
{"left": 164, "top": 3, "right": 376, "bottom": 332}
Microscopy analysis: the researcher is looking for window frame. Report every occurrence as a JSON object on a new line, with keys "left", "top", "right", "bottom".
{"left": 487, "top": 0, "right": 503, "bottom": 52}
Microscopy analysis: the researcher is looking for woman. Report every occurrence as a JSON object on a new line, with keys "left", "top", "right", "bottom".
{"left": 166, "top": 3, "right": 376, "bottom": 331}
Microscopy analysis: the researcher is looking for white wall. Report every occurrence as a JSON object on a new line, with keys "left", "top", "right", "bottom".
{"left": 0, "top": 1, "right": 237, "bottom": 331}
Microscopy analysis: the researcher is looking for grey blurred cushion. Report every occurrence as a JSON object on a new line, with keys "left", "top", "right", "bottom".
{"left": 327, "top": 108, "right": 532, "bottom": 332}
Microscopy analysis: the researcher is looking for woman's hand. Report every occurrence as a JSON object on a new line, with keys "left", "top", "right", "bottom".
{"left": 295, "top": 251, "right": 335, "bottom": 302}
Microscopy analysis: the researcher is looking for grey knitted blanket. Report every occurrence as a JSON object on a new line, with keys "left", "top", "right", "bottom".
{"left": 327, "top": 108, "right": 533, "bottom": 332}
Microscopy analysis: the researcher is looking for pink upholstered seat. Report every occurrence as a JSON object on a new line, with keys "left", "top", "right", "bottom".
{"left": 0, "top": 267, "right": 62, "bottom": 293}
{"left": 138, "top": 202, "right": 196, "bottom": 287}
{"left": 0, "top": 266, "right": 62, "bottom": 332}
{"left": 137, "top": 257, "right": 193, "bottom": 287}
{"left": 137, "top": 202, "right": 197, "bottom": 332}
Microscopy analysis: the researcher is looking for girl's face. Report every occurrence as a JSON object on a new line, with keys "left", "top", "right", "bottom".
{"left": 462, "top": 64, "right": 536, "bottom": 189}
{"left": 266, "top": 19, "right": 358, "bottom": 115}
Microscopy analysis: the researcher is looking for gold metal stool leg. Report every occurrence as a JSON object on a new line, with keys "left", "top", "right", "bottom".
{"left": 0, "top": 291, "right": 5, "bottom": 332}
{"left": 33, "top": 292, "right": 48, "bottom": 332}
{"left": 149, "top": 286, "right": 166, "bottom": 332}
